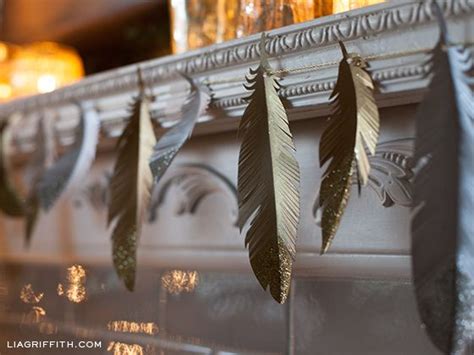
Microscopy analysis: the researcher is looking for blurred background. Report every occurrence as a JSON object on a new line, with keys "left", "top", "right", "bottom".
{"left": 0, "top": 0, "right": 386, "bottom": 103}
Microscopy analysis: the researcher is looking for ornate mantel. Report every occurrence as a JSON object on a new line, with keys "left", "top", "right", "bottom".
{"left": 0, "top": 0, "right": 473, "bottom": 282}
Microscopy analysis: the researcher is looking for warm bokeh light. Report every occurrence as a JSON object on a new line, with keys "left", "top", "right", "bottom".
{"left": 333, "top": 0, "right": 384, "bottom": 13}
{"left": 0, "top": 83, "right": 12, "bottom": 100}
{"left": 314, "top": 0, "right": 334, "bottom": 18}
{"left": 1, "top": 41, "right": 83, "bottom": 102}
{"left": 170, "top": 0, "right": 385, "bottom": 53}
{"left": 57, "top": 264, "right": 87, "bottom": 303}
{"left": 106, "top": 320, "right": 157, "bottom": 354}
{"left": 37, "top": 74, "right": 58, "bottom": 93}
{"left": 0, "top": 42, "right": 14, "bottom": 102}
{"left": 237, "top": 0, "right": 317, "bottom": 38}
{"left": 107, "top": 342, "right": 144, "bottom": 355}
{"left": 20, "top": 284, "right": 44, "bottom": 304}
{"left": 161, "top": 270, "right": 199, "bottom": 294}
{"left": 108, "top": 320, "right": 159, "bottom": 335}
{"left": 0, "top": 43, "right": 8, "bottom": 62}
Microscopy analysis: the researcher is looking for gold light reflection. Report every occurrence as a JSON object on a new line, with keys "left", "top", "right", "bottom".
{"left": 333, "top": 0, "right": 384, "bottom": 13}
{"left": 10, "top": 42, "right": 83, "bottom": 97}
{"left": 0, "top": 83, "right": 12, "bottom": 100}
{"left": 57, "top": 264, "right": 87, "bottom": 303}
{"left": 0, "top": 43, "right": 8, "bottom": 62}
{"left": 107, "top": 320, "right": 157, "bottom": 355}
{"left": 0, "top": 43, "right": 13, "bottom": 102}
{"left": 161, "top": 270, "right": 199, "bottom": 295}
{"left": 237, "top": 0, "right": 317, "bottom": 38}
{"left": 20, "top": 284, "right": 44, "bottom": 304}
{"left": 107, "top": 342, "right": 144, "bottom": 355}
{"left": 0, "top": 41, "right": 83, "bottom": 102}
{"left": 108, "top": 321, "right": 159, "bottom": 335}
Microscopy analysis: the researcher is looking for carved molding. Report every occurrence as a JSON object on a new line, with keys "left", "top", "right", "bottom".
{"left": 313, "top": 138, "right": 415, "bottom": 224}
{"left": 213, "top": 64, "right": 431, "bottom": 110}
{"left": 75, "top": 164, "right": 238, "bottom": 224}
{"left": 364, "top": 138, "right": 414, "bottom": 207}
{"left": 148, "top": 164, "right": 237, "bottom": 223}
{"left": 79, "top": 138, "right": 413, "bottom": 231}
{"left": 74, "top": 171, "right": 111, "bottom": 211}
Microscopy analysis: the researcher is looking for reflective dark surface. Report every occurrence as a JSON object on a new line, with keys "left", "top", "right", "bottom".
{"left": 0, "top": 262, "right": 440, "bottom": 354}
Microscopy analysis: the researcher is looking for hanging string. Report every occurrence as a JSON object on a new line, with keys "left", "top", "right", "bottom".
{"left": 203, "top": 41, "right": 474, "bottom": 86}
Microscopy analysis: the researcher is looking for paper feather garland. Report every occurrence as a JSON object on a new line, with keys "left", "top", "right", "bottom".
{"left": 316, "top": 41, "right": 380, "bottom": 254}
{"left": 108, "top": 81, "right": 156, "bottom": 291}
{"left": 237, "top": 34, "right": 300, "bottom": 304}
{"left": 411, "top": 4, "right": 474, "bottom": 354}
{"left": 0, "top": 117, "right": 25, "bottom": 217}
{"left": 149, "top": 75, "right": 210, "bottom": 182}
{"left": 38, "top": 103, "right": 100, "bottom": 210}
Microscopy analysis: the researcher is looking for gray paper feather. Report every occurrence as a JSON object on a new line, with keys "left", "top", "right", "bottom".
{"left": 237, "top": 34, "right": 300, "bottom": 304}
{"left": 25, "top": 116, "right": 56, "bottom": 245}
{"left": 149, "top": 76, "right": 210, "bottom": 182}
{"left": 411, "top": 4, "right": 474, "bottom": 354}
{"left": 0, "top": 116, "right": 25, "bottom": 217}
{"left": 38, "top": 103, "right": 100, "bottom": 210}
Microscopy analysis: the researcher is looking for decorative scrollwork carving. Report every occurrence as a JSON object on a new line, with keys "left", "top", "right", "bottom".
{"left": 74, "top": 171, "right": 111, "bottom": 210}
{"left": 148, "top": 163, "right": 237, "bottom": 223}
{"left": 313, "top": 138, "right": 414, "bottom": 223}
{"left": 75, "top": 164, "right": 238, "bottom": 224}
{"left": 363, "top": 138, "right": 414, "bottom": 208}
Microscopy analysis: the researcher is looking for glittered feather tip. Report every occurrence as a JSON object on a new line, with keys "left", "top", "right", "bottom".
{"left": 317, "top": 41, "right": 380, "bottom": 254}
{"left": 237, "top": 34, "right": 300, "bottom": 303}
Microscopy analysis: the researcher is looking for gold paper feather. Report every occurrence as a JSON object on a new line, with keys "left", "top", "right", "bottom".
{"left": 0, "top": 118, "right": 25, "bottom": 217}
{"left": 318, "top": 41, "right": 380, "bottom": 254}
{"left": 107, "top": 83, "right": 156, "bottom": 291}
{"left": 238, "top": 34, "right": 300, "bottom": 304}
